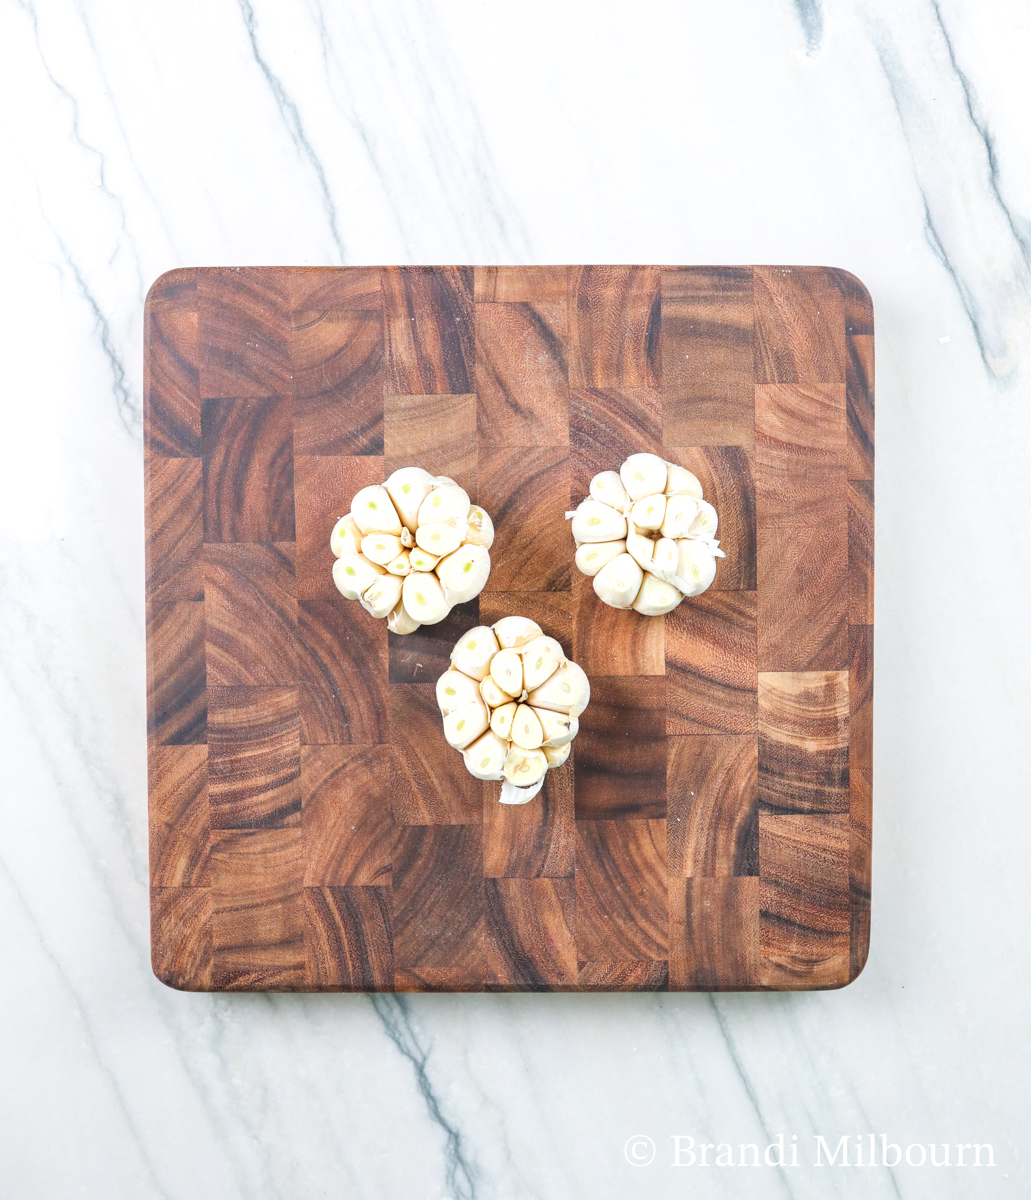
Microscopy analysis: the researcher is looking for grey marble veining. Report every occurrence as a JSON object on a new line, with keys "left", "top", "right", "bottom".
{"left": 1, "top": 0, "right": 1029, "bottom": 1196}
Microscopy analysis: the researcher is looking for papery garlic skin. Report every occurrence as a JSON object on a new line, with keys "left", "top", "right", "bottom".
{"left": 568, "top": 454, "right": 724, "bottom": 612}
{"left": 332, "top": 471, "right": 494, "bottom": 632}
{"left": 438, "top": 619, "right": 591, "bottom": 803}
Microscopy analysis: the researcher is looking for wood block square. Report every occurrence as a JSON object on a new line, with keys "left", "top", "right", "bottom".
{"left": 575, "top": 677, "right": 666, "bottom": 819}
{"left": 569, "top": 266, "right": 660, "bottom": 389}
{"left": 210, "top": 829, "right": 304, "bottom": 989}
{"left": 753, "top": 267, "right": 847, "bottom": 385}
{"left": 292, "top": 309, "right": 384, "bottom": 456}
{"left": 387, "top": 599, "right": 479, "bottom": 684}
{"left": 483, "top": 761, "right": 574, "bottom": 878}
{"left": 847, "top": 333, "right": 875, "bottom": 481}
{"left": 758, "top": 671, "right": 849, "bottom": 815}
{"left": 485, "top": 878, "right": 576, "bottom": 990}
{"left": 301, "top": 746, "right": 393, "bottom": 885}
{"left": 569, "top": 387, "right": 662, "bottom": 497}
{"left": 758, "top": 812, "right": 850, "bottom": 988}
{"left": 667, "top": 735, "right": 758, "bottom": 877}
{"left": 661, "top": 267, "right": 754, "bottom": 448}
{"left": 849, "top": 767, "right": 872, "bottom": 982}
{"left": 668, "top": 877, "right": 759, "bottom": 990}
{"left": 476, "top": 302, "right": 568, "bottom": 447}
{"left": 574, "top": 819, "right": 667, "bottom": 962}
{"left": 304, "top": 886, "right": 393, "bottom": 990}
{"left": 297, "top": 600, "right": 388, "bottom": 745}
{"left": 198, "top": 268, "right": 291, "bottom": 398}
{"left": 665, "top": 592, "right": 757, "bottom": 735}
{"left": 392, "top": 825, "right": 483, "bottom": 971}
{"left": 294, "top": 455, "right": 384, "bottom": 604}
{"left": 207, "top": 686, "right": 301, "bottom": 829}
{"left": 478, "top": 445, "right": 570, "bottom": 591}
{"left": 478, "top": 592, "right": 571, "bottom": 658}
{"left": 756, "top": 383, "right": 846, "bottom": 528}
{"left": 571, "top": 571, "right": 664, "bottom": 677}
{"left": 383, "top": 392, "right": 477, "bottom": 497}
{"left": 145, "top": 271, "right": 200, "bottom": 457}
{"left": 203, "top": 543, "right": 297, "bottom": 686}
{"left": 474, "top": 266, "right": 569, "bottom": 303}
{"left": 757, "top": 522, "right": 847, "bottom": 672}
{"left": 848, "top": 479, "right": 874, "bottom": 625}
{"left": 151, "top": 887, "right": 212, "bottom": 990}
{"left": 148, "top": 745, "right": 211, "bottom": 887}
{"left": 390, "top": 684, "right": 482, "bottom": 824}
{"left": 146, "top": 457, "right": 203, "bottom": 603}
{"left": 576, "top": 961, "right": 669, "bottom": 991}
{"left": 147, "top": 601, "right": 206, "bottom": 745}
{"left": 665, "top": 447, "right": 756, "bottom": 591}
{"left": 849, "top": 624, "right": 873, "bottom": 776}
{"left": 202, "top": 396, "right": 295, "bottom": 543}
{"left": 384, "top": 267, "right": 474, "bottom": 394}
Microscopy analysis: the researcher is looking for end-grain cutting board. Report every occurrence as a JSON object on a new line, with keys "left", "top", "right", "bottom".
{"left": 145, "top": 265, "right": 873, "bottom": 993}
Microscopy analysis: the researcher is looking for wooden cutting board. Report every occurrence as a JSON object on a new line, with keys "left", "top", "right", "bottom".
{"left": 145, "top": 264, "right": 873, "bottom": 992}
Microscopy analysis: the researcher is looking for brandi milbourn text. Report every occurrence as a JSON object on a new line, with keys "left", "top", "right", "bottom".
{"left": 623, "top": 1135, "right": 996, "bottom": 1169}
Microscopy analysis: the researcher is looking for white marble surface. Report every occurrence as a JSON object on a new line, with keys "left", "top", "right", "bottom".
{"left": 1, "top": 0, "right": 1029, "bottom": 1195}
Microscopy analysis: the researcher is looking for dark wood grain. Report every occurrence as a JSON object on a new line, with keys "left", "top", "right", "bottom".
{"left": 147, "top": 264, "right": 872, "bottom": 992}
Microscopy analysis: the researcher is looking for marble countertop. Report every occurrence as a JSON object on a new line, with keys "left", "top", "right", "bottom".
{"left": 1, "top": 0, "right": 1029, "bottom": 1196}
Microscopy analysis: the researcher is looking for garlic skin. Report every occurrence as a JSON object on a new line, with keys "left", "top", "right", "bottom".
{"left": 568, "top": 454, "right": 725, "bottom": 612}
{"left": 438, "top": 619, "right": 591, "bottom": 803}
{"left": 331, "top": 470, "right": 494, "bottom": 633}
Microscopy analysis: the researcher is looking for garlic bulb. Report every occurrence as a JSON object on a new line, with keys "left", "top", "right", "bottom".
{"left": 438, "top": 619, "right": 590, "bottom": 804}
{"left": 567, "top": 452, "right": 726, "bottom": 611}
{"left": 331, "top": 468, "right": 494, "bottom": 634}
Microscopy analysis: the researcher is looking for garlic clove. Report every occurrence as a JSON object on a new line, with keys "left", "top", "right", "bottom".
{"left": 503, "top": 746, "right": 548, "bottom": 788}
{"left": 479, "top": 673, "right": 510, "bottom": 709}
{"left": 492, "top": 616, "right": 543, "bottom": 649}
{"left": 351, "top": 485, "right": 403, "bottom": 535}
{"left": 574, "top": 539, "right": 626, "bottom": 577}
{"left": 330, "top": 515, "right": 364, "bottom": 558}
{"left": 589, "top": 469, "right": 631, "bottom": 512}
{"left": 387, "top": 599, "right": 421, "bottom": 635}
{"left": 434, "top": 475, "right": 457, "bottom": 486}
{"left": 632, "top": 573, "right": 683, "bottom": 615}
{"left": 384, "top": 467, "right": 436, "bottom": 533}
{"left": 660, "top": 494, "right": 701, "bottom": 540}
{"left": 490, "top": 701, "right": 518, "bottom": 740}
{"left": 626, "top": 528, "right": 657, "bottom": 574}
{"left": 415, "top": 521, "right": 465, "bottom": 557}
{"left": 443, "top": 697, "right": 490, "bottom": 749}
{"left": 385, "top": 550, "right": 412, "bottom": 576}
{"left": 360, "top": 572, "right": 404, "bottom": 619}
{"left": 436, "top": 670, "right": 483, "bottom": 714}
{"left": 526, "top": 660, "right": 591, "bottom": 717}
{"left": 592, "top": 552, "right": 645, "bottom": 610}
{"left": 450, "top": 626, "right": 500, "bottom": 680}
{"left": 630, "top": 493, "right": 667, "bottom": 531}
{"left": 511, "top": 704, "right": 545, "bottom": 751}
{"left": 464, "top": 505, "right": 495, "bottom": 549}
{"left": 332, "top": 553, "right": 386, "bottom": 600}
{"left": 650, "top": 537, "right": 680, "bottom": 581}
{"left": 490, "top": 648, "right": 524, "bottom": 697}
{"left": 418, "top": 483, "right": 471, "bottom": 527}
{"left": 673, "top": 539, "right": 718, "bottom": 596}
{"left": 663, "top": 462, "right": 704, "bottom": 499}
{"left": 690, "top": 499, "right": 719, "bottom": 539}
{"left": 520, "top": 636, "right": 564, "bottom": 691}
{"left": 534, "top": 707, "right": 577, "bottom": 747}
{"left": 408, "top": 546, "right": 441, "bottom": 573}
{"left": 461, "top": 730, "right": 508, "bottom": 780}
{"left": 436, "top": 543, "right": 491, "bottom": 606}
{"left": 401, "top": 571, "right": 451, "bottom": 624}
{"left": 543, "top": 742, "right": 571, "bottom": 768}
{"left": 361, "top": 532, "right": 405, "bottom": 566}
{"left": 570, "top": 498, "right": 627, "bottom": 544}
{"left": 620, "top": 453, "right": 668, "bottom": 501}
